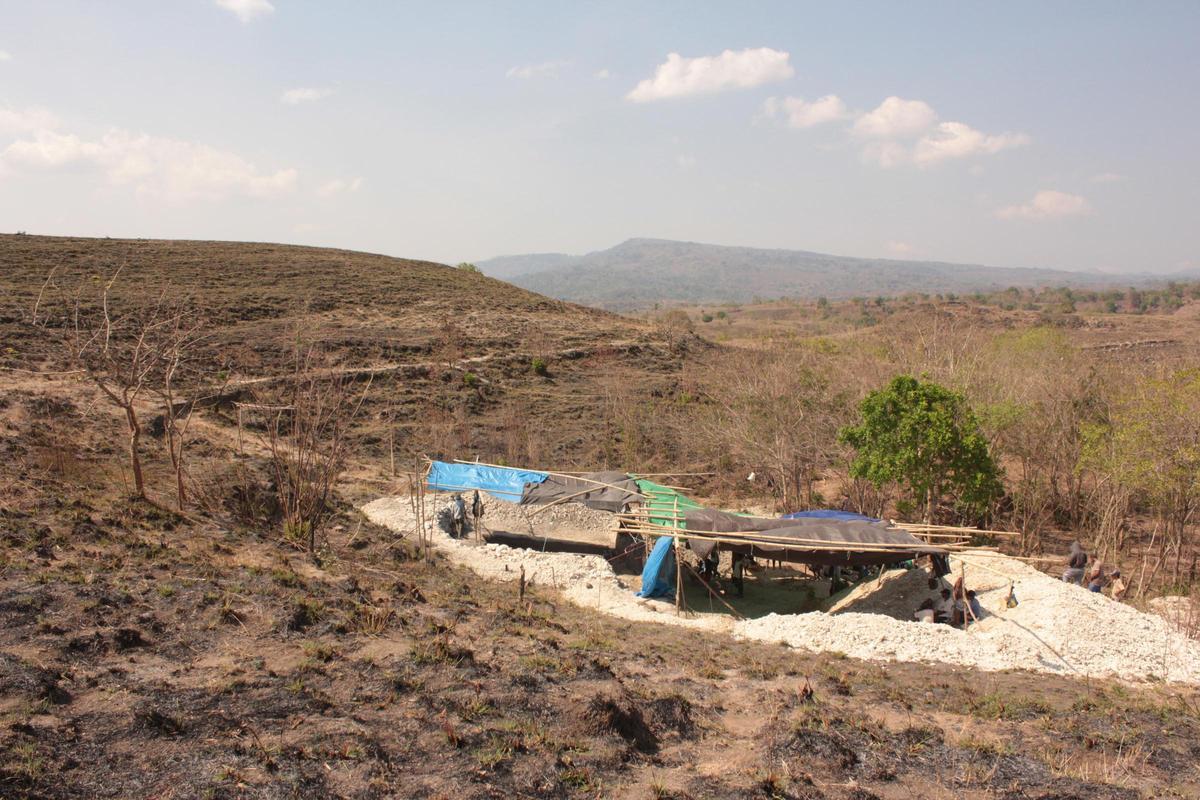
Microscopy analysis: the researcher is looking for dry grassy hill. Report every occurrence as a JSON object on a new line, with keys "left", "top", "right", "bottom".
{"left": 0, "top": 234, "right": 701, "bottom": 470}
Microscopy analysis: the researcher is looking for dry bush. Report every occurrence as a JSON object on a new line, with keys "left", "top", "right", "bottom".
{"left": 687, "top": 341, "right": 849, "bottom": 510}
{"left": 253, "top": 345, "right": 370, "bottom": 553}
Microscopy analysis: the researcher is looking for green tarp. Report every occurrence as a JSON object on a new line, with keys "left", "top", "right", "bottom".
{"left": 633, "top": 479, "right": 705, "bottom": 528}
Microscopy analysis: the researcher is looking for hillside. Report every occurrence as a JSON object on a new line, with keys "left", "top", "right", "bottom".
{"left": 483, "top": 238, "right": 1143, "bottom": 311}
{"left": 0, "top": 234, "right": 697, "bottom": 469}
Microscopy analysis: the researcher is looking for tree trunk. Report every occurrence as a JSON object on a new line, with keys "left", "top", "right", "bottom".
{"left": 125, "top": 404, "right": 145, "bottom": 498}
{"left": 165, "top": 425, "right": 187, "bottom": 510}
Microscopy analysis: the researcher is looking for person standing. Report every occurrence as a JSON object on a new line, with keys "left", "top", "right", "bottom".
{"left": 1109, "top": 569, "right": 1128, "bottom": 601}
{"left": 450, "top": 494, "right": 466, "bottom": 539}
{"left": 470, "top": 490, "right": 485, "bottom": 541}
{"left": 731, "top": 552, "right": 747, "bottom": 598}
{"left": 1062, "top": 541, "right": 1088, "bottom": 585}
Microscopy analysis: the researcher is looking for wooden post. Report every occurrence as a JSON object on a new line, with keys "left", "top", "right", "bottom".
{"left": 673, "top": 494, "right": 683, "bottom": 615}
{"left": 388, "top": 426, "right": 395, "bottom": 477}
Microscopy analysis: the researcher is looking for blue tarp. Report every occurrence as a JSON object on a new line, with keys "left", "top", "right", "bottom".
{"left": 782, "top": 509, "right": 881, "bottom": 522}
{"left": 636, "top": 536, "right": 676, "bottom": 600}
{"left": 426, "top": 461, "right": 549, "bottom": 503}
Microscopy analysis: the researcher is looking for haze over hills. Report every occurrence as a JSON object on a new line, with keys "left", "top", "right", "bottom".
{"left": 480, "top": 238, "right": 1153, "bottom": 311}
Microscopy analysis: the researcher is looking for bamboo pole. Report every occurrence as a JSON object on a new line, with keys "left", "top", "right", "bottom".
{"left": 629, "top": 472, "right": 716, "bottom": 478}
{"left": 892, "top": 521, "right": 1020, "bottom": 538}
{"left": 622, "top": 518, "right": 948, "bottom": 552}
{"left": 681, "top": 560, "right": 746, "bottom": 620}
{"left": 621, "top": 526, "right": 950, "bottom": 555}
{"left": 673, "top": 494, "right": 683, "bottom": 615}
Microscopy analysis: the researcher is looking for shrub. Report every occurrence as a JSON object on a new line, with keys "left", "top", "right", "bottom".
{"left": 531, "top": 357, "right": 548, "bottom": 376}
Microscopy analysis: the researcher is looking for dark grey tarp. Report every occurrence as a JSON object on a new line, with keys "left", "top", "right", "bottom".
{"left": 682, "top": 508, "right": 947, "bottom": 569}
{"left": 519, "top": 471, "right": 642, "bottom": 513}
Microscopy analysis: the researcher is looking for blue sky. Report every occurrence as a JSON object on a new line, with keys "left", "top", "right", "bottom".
{"left": 1, "top": 1, "right": 1197, "bottom": 273}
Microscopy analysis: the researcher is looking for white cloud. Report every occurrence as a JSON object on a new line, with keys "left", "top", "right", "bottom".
{"left": 627, "top": 47, "right": 794, "bottom": 102}
{"left": 506, "top": 61, "right": 564, "bottom": 80}
{"left": 762, "top": 94, "right": 848, "bottom": 129}
{"left": 852, "top": 96, "right": 937, "bottom": 138}
{"left": 215, "top": 0, "right": 275, "bottom": 23}
{"left": 316, "top": 176, "right": 363, "bottom": 197}
{"left": 3, "top": 127, "right": 297, "bottom": 201}
{"left": 281, "top": 87, "right": 333, "bottom": 105}
{"left": 0, "top": 104, "right": 59, "bottom": 135}
{"left": 850, "top": 96, "right": 1028, "bottom": 168}
{"left": 913, "top": 121, "right": 1029, "bottom": 166}
{"left": 996, "top": 190, "right": 1091, "bottom": 221}
{"left": 887, "top": 240, "right": 915, "bottom": 256}
{"left": 594, "top": 68, "right": 612, "bottom": 80}
{"left": 0, "top": 50, "right": 12, "bottom": 62}
{"left": 1091, "top": 172, "right": 1125, "bottom": 184}
{"left": 676, "top": 153, "right": 696, "bottom": 169}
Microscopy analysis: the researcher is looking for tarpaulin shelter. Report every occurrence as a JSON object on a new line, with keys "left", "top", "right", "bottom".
{"left": 426, "top": 461, "right": 548, "bottom": 502}
{"left": 426, "top": 461, "right": 645, "bottom": 511}
{"left": 636, "top": 536, "right": 676, "bottom": 599}
{"left": 678, "top": 508, "right": 949, "bottom": 571}
{"left": 520, "top": 471, "right": 642, "bottom": 512}
{"left": 783, "top": 510, "right": 880, "bottom": 523}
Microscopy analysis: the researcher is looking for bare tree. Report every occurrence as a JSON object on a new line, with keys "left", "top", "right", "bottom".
{"left": 39, "top": 267, "right": 198, "bottom": 500}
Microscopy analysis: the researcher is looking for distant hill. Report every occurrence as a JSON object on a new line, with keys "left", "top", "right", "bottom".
{"left": 475, "top": 252, "right": 577, "bottom": 280}
{"left": 480, "top": 238, "right": 1141, "bottom": 311}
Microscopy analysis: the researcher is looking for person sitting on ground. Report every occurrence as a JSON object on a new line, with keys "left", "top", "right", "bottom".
{"left": 1109, "top": 569, "right": 1128, "bottom": 601}
{"left": 935, "top": 588, "right": 954, "bottom": 624}
{"left": 1062, "top": 541, "right": 1088, "bottom": 585}
{"left": 913, "top": 598, "right": 936, "bottom": 624}
{"left": 966, "top": 589, "right": 984, "bottom": 621}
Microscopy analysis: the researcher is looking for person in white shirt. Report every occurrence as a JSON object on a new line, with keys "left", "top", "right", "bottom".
{"left": 913, "top": 598, "right": 936, "bottom": 623}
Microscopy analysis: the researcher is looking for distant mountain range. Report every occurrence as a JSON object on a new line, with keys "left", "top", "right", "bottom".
{"left": 478, "top": 238, "right": 1154, "bottom": 311}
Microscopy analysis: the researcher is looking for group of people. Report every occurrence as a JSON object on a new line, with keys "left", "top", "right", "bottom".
{"left": 447, "top": 491, "right": 486, "bottom": 539}
{"left": 697, "top": 551, "right": 751, "bottom": 598}
{"left": 913, "top": 575, "right": 984, "bottom": 628}
{"left": 1063, "top": 541, "right": 1127, "bottom": 600}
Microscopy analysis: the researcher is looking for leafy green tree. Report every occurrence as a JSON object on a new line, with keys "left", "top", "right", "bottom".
{"left": 839, "top": 375, "right": 1003, "bottom": 521}
{"left": 456, "top": 262, "right": 480, "bottom": 272}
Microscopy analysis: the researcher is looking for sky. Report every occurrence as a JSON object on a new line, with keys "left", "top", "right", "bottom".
{"left": 1, "top": 1, "right": 1198, "bottom": 274}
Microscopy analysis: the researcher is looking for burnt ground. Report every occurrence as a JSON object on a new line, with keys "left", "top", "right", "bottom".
{"left": 2, "top": 388, "right": 1200, "bottom": 800}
